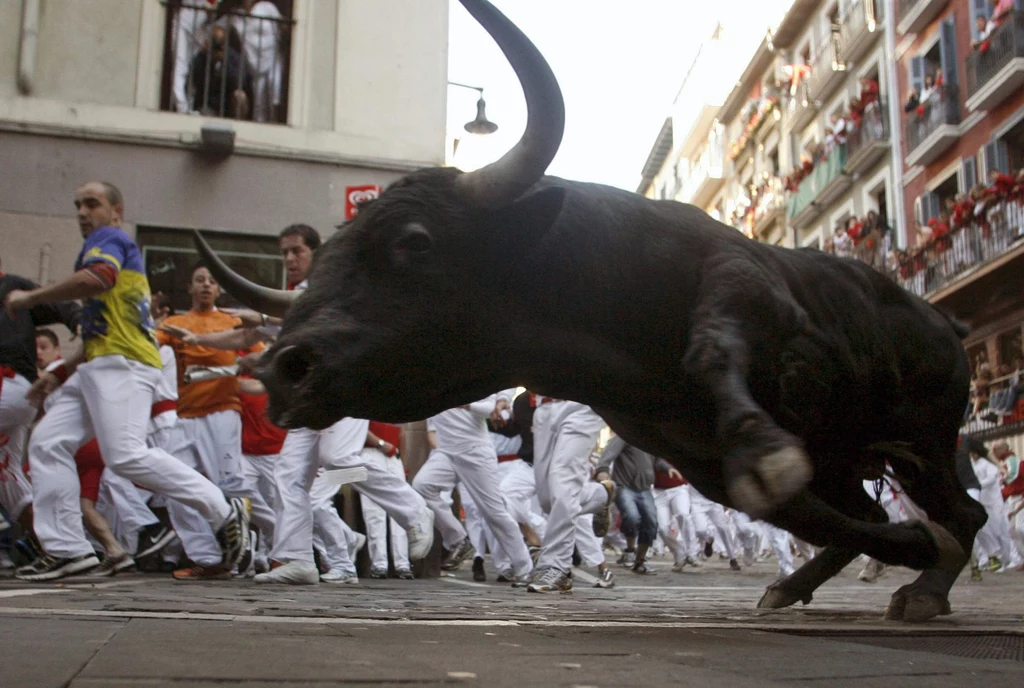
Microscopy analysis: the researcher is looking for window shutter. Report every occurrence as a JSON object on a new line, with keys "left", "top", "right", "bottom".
{"left": 910, "top": 55, "right": 925, "bottom": 95}
{"left": 961, "top": 157, "right": 977, "bottom": 192}
{"left": 914, "top": 196, "right": 924, "bottom": 225}
{"left": 984, "top": 141, "right": 998, "bottom": 176}
{"left": 918, "top": 192, "right": 940, "bottom": 223}
{"left": 995, "top": 139, "right": 1010, "bottom": 174}
{"left": 939, "top": 18, "right": 959, "bottom": 87}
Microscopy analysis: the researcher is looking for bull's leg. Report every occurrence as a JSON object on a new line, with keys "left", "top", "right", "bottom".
{"left": 758, "top": 482, "right": 887, "bottom": 609}
{"left": 883, "top": 458, "right": 986, "bottom": 623}
{"left": 682, "top": 268, "right": 812, "bottom": 517}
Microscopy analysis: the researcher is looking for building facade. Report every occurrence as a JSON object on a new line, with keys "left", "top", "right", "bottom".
{"left": 893, "top": 0, "right": 1024, "bottom": 448}
{"left": 0, "top": 0, "right": 449, "bottom": 311}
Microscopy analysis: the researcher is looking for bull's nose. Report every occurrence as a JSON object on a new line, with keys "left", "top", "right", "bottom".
{"left": 272, "top": 344, "right": 318, "bottom": 388}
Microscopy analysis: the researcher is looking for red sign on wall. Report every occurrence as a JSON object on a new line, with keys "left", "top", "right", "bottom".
{"left": 344, "top": 185, "right": 382, "bottom": 220}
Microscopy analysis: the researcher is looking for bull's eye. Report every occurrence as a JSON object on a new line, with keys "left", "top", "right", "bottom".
{"left": 391, "top": 224, "right": 434, "bottom": 255}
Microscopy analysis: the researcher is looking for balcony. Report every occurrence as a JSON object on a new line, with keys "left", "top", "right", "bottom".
{"left": 844, "top": 101, "right": 890, "bottom": 175}
{"left": 896, "top": 0, "right": 948, "bottom": 36}
{"left": 840, "top": 0, "right": 884, "bottom": 64}
{"left": 905, "top": 84, "right": 960, "bottom": 168}
{"left": 787, "top": 82, "right": 818, "bottom": 133}
{"left": 787, "top": 144, "right": 851, "bottom": 229}
{"left": 680, "top": 143, "right": 726, "bottom": 208}
{"left": 160, "top": 2, "right": 295, "bottom": 124}
{"left": 752, "top": 178, "right": 787, "bottom": 237}
{"left": 891, "top": 200, "right": 1024, "bottom": 299}
{"left": 808, "top": 31, "right": 846, "bottom": 104}
{"left": 966, "top": 14, "right": 1024, "bottom": 112}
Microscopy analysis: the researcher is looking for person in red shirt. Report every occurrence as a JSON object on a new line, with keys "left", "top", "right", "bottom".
{"left": 238, "top": 374, "right": 286, "bottom": 573}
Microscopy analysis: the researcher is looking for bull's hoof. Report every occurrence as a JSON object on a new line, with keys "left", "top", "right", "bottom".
{"left": 728, "top": 446, "right": 813, "bottom": 519}
{"left": 757, "top": 582, "right": 813, "bottom": 609}
{"left": 884, "top": 586, "right": 952, "bottom": 622}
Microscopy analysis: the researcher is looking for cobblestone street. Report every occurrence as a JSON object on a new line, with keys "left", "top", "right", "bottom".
{"left": 4, "top": 555, "right": 1024, "bottom": 687}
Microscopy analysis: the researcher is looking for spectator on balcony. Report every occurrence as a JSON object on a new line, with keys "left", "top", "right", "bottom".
{"left": 825, "top": 113, "right": 847, "bottom": 154}
{"left": 833, "top": 224, "right": 853, "bottom": 258}
{"left": 973, "top": 15, "right": 997, "bottom": 52}
{"left": 903, "top": 87, "right": 920, "bottom": 114}
{"left": 231, "top": 0, "right": 284, "bottom": 123}
{"left": 189, "top": 23, "right": 254, "bottom": 120}
{"left": 172, "top": 0, "right": 218, "bottom": 114}
{"left": 859, "top": 76, "right": 880, "bottom": 106}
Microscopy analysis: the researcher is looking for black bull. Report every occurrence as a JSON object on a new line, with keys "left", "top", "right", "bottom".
{"left": 196, "top": 0, "right": 986, "bottom": 622}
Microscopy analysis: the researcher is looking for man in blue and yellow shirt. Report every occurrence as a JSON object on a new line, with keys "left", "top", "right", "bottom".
{"left": 3, "top": 181, "right": 249, "bottom": 581}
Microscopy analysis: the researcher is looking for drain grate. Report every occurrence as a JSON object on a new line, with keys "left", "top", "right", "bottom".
{"left": 828, "top": 634, "right": 1024, "bottom": 662}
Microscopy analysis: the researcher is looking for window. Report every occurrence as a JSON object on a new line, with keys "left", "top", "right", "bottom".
{"left": 916, "top": 172, "right": 958, "bottom": 225}
{"left": 997, "top": 116, "right": 1024, "bottom": 172}
{"left": 960, "top": 155, "right": 978, "bottom": 193}
{"left": 137, "top": 227, "right": 285, "bottom": 314}
{"left": 160, "top": 0, "right": 295, "bottom": 124}
{"left": 997, "top": 326, "right": 1024, "bottom": 373}
{"left": 984, "top": 137, "right": 1011, "bottom": 177}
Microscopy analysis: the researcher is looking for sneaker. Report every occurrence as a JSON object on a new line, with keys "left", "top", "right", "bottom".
{"left": 617, "top": 550, "right": 636, "bottom": 567}
{"left": 671, "top": 560, "right": 686, "bottom": 573}
{"left": 89, "top": 552, "right": 135, "bottom": 577}
{"left": 136, "top": 523, "right": 177, "bottom": 560}
{"left": 703, "top": 539, "right": 714, "bottom": 558}
{"left": 406, "top": 508, "right": 435, "bottom": 561}
{"left": 348, "top": 532, "right": 367, "bottom": 563}
{"left": 368, "top": 566, "right": 388, "bottom": 580}
{"left": 496, "top": 569, "right": 514, "bottom": 583}
{"left": 632, "top": 562, "right": 657, "bottom": 575}
{"left": 857, "top": 558, "right": 885, "bottom": 583}
{"left": 511, "top": 569, "right": 536, "bottom": 588}
{"left": 441, "top": 537, "right": 475, "bottom": 571}
{"left": 684, "top": 555, "right": 701, "bottom": 568}
{"left": 214, "top": 497, "right": 251, "bottom": 571}
{"left": 988, "top": 556, "right": 1002, "bottom": 573}
{"left": 13, "top": 536, "right": 42, "bottom": 568}
{"left": 472, "top": 556, "right": 486, "bottom": 582}
{"left": 253, "top": 559, "right": 319, "bottom": 585}
{"left": 396, "top": 568, "right": 415, "bottom": 580}
{"left": 591, "top": 480, "right": 616, "bottom": 537}
{"left": 172, "top": 565, "right": 232, "bottom": 581}
{"left": 321, "top": 569, "right": 359, "bottom": 584}
{"left": 593, "top": 567, "right": 615, "bottom": 588}
{"left": 971, "top": 564, "right": 983, "bottom": 581}
{"left": 729, "top": 558, "right": 741, "bottom": 571}
{"left": 526, "top": 566, "right": 573, "bottom": 593}
{"left": 15, "top": 553, "right": 100, "bottom": 581}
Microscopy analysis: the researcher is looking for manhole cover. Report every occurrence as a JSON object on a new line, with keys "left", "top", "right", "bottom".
{"left": 826, "top": 635, "right": 1024, "bottom": 662}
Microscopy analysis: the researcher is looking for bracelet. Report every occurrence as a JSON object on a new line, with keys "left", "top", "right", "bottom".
{"left": 260, "top": 313, "right": 267, "bottom": 326}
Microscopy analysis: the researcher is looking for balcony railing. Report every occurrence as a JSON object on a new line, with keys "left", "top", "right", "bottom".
{"left": 752, "top": 177, "right": 787, "bottom": 233}
{"left": 905, "top": 83, "right": 960, "bottom": 164}
{"left": 160, "top": 1, "right": 294, "bottom": 124}
{"left": 839, "top": 0, "right": 883, "bottom": 63}
{"left": 680, "top": 142, "right": 726, "bottom": 206}
{"left": 845, "top": 100, "right": 889, "bottom": 172}
{"left": 966, "top": 13, "right": 1024, "bottom": 111}
{"left": 891, "top": 200, "right": 1024, "bottom": 298}
{"left": 787, "top": 144, "right": 849, "bottom": 225}
{"left": 808, "top": 31, "right": 845, "bottom": 102}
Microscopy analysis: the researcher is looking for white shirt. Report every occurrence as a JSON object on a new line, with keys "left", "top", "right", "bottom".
{"left": 973, "top": 457, "right": 1004, "bottom": 508}
{"left": 430, "top": 389, "right": 514, "bottom": 453}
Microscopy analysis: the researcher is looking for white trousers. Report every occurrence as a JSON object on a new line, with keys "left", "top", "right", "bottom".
{"left": 29, "top": 356, "right": 230, "bottom": 559}
{"left": 359, "top": 448, "right": 410, "bottom": 570}
{"left": 167, "top": 411, "right": 258, "bottom": 567}
{"left": 533, "top": 401, "right": 606, "bottom": 573}
{"left": 243, "top": 452, "right": 279, "bottom": 555}
{"left": 413, "top": 450, "right": 464, "bottom": 548}
{"left": 767, "top": 524, "right": 795, "bottom": 574}
{"left": 462, "top": 488, "right": 495, "bottom": 560}
{"left": 978, "top": 497, "right": 1017, "bottom": 565}
{"left": 415, "top": 443, "right": 533, "bottom": 575}
{"left": 731, "top": 510, "right": 763, "bottom": 555}
{"left": 498, "top": 459, "right": 546, "bottom": 532}
{"left": 0, "top": 373, "right": 35, "bottom": 521}
{"left": 653, "top": 485, "right": 691, "bottom": 564}
{"left": 273, "top": 421, "right": 424, "bottom": 565}
{"left": 309, "top": 471, "right": 356, "bottom": 574}
{"left": 94, "top": 469, "right": 158, "bottom": 554}
{"left": 688, "top": 486, "right": 737, "bottom": 559}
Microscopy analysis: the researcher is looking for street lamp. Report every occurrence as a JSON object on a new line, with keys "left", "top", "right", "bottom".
{"left": 448, "top": 81, "right": 498, "bottom": 135}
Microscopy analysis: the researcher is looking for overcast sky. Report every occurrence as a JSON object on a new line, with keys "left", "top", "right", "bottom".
{"left": 447, "top": 1, "right": 719, "bottom": 191}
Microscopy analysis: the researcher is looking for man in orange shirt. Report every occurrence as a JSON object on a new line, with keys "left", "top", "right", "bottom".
{"left": 156, "top": 264, "right": 266, "bottom": 579}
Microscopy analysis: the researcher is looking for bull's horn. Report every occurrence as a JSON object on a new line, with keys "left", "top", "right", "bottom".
{"left": 454, "top": 0, "right": 565, "bottom": 209}
{"left": 191, "top": 230, "right": 298, "bottom": 318}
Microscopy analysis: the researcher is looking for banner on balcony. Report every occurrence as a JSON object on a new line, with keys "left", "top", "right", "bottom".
{"left": 344, "top": 185, "right": 382, "bottom": 220}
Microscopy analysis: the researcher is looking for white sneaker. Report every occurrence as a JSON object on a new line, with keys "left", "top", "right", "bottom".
{"left": 348, "top": 532, "right": 367, "bottom": 562}
{"left": 321, "top": 569, "right": 359, "bottom": 584}
{"left": 406, "top": 508, "right": 435, "bottom": 561}
{"left": 253, "top": 559, "right": 319, "bottom": 585}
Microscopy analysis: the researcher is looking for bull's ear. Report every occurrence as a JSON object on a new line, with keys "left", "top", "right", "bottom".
{"left": 491, "top": 186, "right": 567, "bottom": 240}
{"left": 389, "top": 223, "right": 434, "bottom": 268}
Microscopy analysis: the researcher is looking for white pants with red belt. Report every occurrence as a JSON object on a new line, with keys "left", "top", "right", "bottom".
{"left": 29, "top": 356, "right": 231, "bottom": 559}
{"left": 0, "top": 372, "right": 35, "bottom": 521}
{"left": 532, "top": 400, "right": 607, "bottom": 573}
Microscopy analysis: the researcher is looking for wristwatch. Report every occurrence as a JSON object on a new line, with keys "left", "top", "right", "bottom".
{"left": 377, "top": 439, "right": 386, "bottom": 450}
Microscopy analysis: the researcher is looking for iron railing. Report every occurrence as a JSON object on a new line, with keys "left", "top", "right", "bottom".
{"left": 809, "top": 29, "right": 843, "bottom": 97}
{"left": 966, "top": 12, "right": 1024, "bottom": 100}
{"left": 846, "top": 100, "right": 889, "bottom": 159}
{"left": 840, "top": 0, "right": 882, "bottom": 47}
{"left": 160, "top": 1, "right": 294, "bottom": 123}
{"left": 905, "top": 83, "right": 960, "bottom": 154}
{"left": 679, "top": 140, "right": 725, "bottom": 203}
{"left": 891, "top": 199, "right": 1024, "bottom": 298}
